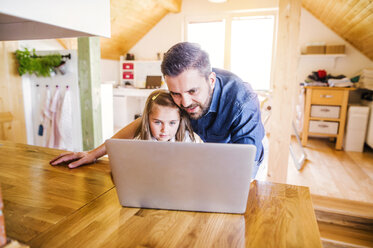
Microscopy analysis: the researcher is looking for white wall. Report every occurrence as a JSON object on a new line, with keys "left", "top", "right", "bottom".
{"left": 19, "top": 39, "right": 64, "bottom": 51}
{"left": 101, "top": 59, "right": 120, "bottom": 84}
{"left": 297, "top": 8, "right": 373, "bottom": 82}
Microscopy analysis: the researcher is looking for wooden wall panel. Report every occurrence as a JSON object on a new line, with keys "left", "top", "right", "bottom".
{"left": 0, "top": 41, "right": 27, "bottom": 143}
{"left": 302, "top": 0, "right": 373, "bottom": 61}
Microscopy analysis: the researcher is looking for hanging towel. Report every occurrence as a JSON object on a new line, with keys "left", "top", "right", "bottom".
{"left": 37, "top": 86, "right": 52, "bottom": 147}
{"left": 57, "top": 87, "right": 73, "bottom": 150}
{"left": 47, "top": 86, "right": 62, "bottom": 148}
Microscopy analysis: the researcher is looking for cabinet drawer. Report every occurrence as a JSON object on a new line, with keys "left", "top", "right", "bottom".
{"left": 311, "top": 105, "right": 340, "bottom": 118}
{"left": 311, "top": 89, "right": 344, "bottom": 105}
{"left": 123, "top": 71, "right": 134, "bottom": 79}
{"left": 122, "top": 63, "right": 134, "bottom": 70}
{"left": 309, "top": 120, "right": 339, "bottom": 134}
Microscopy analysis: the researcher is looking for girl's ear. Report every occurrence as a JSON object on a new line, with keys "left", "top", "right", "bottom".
{"left": 209, "top": 72, "right": 216, "bottom": 90}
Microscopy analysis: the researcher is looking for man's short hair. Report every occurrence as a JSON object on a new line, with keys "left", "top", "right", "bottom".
{"left": 161, "top": 42, "right": 211, "bottom": 80}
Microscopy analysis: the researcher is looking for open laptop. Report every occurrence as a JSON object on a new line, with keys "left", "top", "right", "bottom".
{"left": 105, "top": 139, "right": 256, "bottom": 214}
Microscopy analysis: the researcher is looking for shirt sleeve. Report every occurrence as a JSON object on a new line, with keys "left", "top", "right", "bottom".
{"left": 230, "top": 96, "right": 265, "bottom": 164}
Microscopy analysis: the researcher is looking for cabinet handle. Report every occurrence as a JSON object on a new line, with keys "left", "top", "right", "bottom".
{"left": 318, "top": 124, "right": 329, "bottom": 128}
{"left": 320, "top": 108, "right": 330, "bottom": 112}
{"left": 320, "top": 94, "right": 333, "bottom": 98}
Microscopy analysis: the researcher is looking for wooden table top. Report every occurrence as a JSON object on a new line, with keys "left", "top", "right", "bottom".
{"left": 0, "top": 141, "right": 322, "bottom": 248}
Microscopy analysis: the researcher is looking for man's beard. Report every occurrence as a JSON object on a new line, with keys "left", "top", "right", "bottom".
{"left": 182, "top": 87, "right": 213, "bottom": 120}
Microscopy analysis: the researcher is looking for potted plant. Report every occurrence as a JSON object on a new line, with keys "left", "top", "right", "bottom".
{"left": 15, "top": 48, "right": 62, "bottom": 77}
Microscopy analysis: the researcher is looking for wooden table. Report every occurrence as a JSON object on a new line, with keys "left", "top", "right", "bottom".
{"left": 0, "top": 141, "right": 322, "bottom": 248}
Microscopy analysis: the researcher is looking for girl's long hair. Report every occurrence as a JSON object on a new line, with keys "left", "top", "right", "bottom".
{"left": 134, "top": 89, "right": 195, "bottom": 142}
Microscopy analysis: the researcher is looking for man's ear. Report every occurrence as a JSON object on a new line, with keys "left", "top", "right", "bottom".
{"left": 209, "top": 72, "right": 216, "bottom": 89}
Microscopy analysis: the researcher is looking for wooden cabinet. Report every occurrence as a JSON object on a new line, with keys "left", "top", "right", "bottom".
{"left": 301, "top": 86, "right": 354, "bottom": 150}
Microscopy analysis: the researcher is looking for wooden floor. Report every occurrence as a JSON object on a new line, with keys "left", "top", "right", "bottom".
{"left": 285, "top": 137, "right": 373, "bottom": 204}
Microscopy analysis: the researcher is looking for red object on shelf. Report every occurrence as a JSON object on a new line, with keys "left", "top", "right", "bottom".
{"left": 0, "top": 186, "right": 6, "bottom": 246}
{"left": 122, "top": 71, "right": 134, "bottom": 79}
{"left": 122, "top": 63, "right": 134, "bottom": 70}
{"left": 317, "top": 70, "right": 327, "bottom": 79}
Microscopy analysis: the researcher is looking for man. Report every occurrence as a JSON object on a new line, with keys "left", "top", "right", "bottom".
{"left": 51, "top": 42, "right": 265, "bottom": 177}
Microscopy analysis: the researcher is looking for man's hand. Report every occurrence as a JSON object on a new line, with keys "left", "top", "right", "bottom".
{"left": 49, "top": 151, "right": 97, "bottom": 169}
{"left": 49, "top": 117, "right": 141, "bottom": 169}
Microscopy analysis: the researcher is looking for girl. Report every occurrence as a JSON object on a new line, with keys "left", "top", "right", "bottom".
{"left": 134, "top": 89, "right": 202, "bottom": 142}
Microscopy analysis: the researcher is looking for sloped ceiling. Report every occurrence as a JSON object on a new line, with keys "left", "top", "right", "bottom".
{"left": 58, "top": 0, "right": 372, "bottom": 61}
{"left": 302, "top": 0, "right": 373, "bottom": 61}
{"left": 58, "top": 0, "right": 181, "bottom": 60}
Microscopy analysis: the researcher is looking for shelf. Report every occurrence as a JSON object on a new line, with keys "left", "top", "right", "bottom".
{"left": 120, "top": 60, "right": 162, "bottom": 88}
{"left": 300, "top": 54, "right": 346, "bottom": 58}
{"left": 300, "top": 54, "right": 346, "bottom": 68}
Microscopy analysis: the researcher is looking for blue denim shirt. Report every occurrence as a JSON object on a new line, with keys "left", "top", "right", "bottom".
{"left": 190, "top": 68, "right": 265, "bottom": 164}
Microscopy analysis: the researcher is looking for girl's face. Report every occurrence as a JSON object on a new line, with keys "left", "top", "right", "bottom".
{"left": 149, "top": 104, "right": 180, "bottom": 141}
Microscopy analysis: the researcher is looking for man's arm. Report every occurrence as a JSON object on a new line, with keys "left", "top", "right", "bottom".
{"left": 50, "top": 118, "right": 142, "bottom": 168}
{"left": 230, "top": 97, "right": 265, "bottom": 164}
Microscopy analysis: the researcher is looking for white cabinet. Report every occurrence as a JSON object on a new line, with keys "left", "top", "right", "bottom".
{"left": 362, "top": 100, "right": 373, "bottom": 149}
{"left": 119, "top": 57, "right": 163, "bottom": 88}
{"left": 113, "top": 88, "right": 157, "bottom": 131}
{"left": 344, "top": 105, "right": 370, "bottom": 152}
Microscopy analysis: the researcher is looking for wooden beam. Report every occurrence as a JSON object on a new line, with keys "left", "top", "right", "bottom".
{"left": 56, "top": 39, "right": 68, "bottom": 49}
{"left": 78, "top": 37, "right": 103, "bottom": 150}
{"left": 156, "top": 0, "right": 182, "bottom": 13}
{"left": 267, "top": 0, "right": 301, "bottom": 183}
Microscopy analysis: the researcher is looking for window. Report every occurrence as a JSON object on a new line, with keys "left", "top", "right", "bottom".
{"left": 186, "top": 13, "right": 276, "bottom": 91}
{"left": 187, "top": 20, "right": 225, "bottom": 69}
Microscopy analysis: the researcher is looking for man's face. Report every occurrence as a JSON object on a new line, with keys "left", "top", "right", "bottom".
{"left": 165, "top": 69, "right": 215, "bottom": 120}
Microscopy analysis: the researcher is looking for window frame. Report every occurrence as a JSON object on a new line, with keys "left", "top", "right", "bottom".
{"left": 184, "top": 9, "right": 278, "bottom": 91}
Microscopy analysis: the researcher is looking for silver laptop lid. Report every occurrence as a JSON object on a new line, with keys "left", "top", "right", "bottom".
{"left": 105, "top": 139, "right": 256, "bottom": 214}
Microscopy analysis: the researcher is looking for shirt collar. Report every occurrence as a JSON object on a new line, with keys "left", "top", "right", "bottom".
{"left": 205, "top": 71, "right": 221, "bottom": 114}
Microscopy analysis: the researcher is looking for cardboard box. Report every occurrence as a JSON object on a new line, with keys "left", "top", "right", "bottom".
{"left": 306, "top": 45, "right": 326, "bottom": 54}
{"left": 326, "top": 45, "right": 345, "bottom": 54}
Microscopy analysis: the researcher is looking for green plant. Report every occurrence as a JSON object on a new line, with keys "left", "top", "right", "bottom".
{"left": 15, "top": 48, "right": 62, "bottom": 77}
